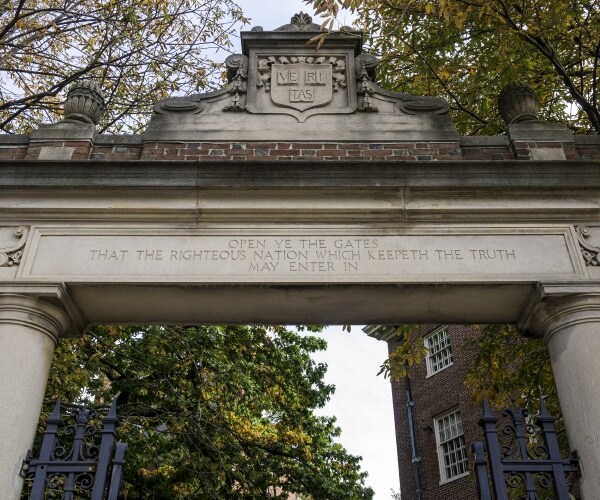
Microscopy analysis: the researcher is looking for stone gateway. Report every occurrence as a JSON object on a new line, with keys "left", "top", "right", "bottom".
{"left": 1, "top": 12, "right": 600, "bottom": 499}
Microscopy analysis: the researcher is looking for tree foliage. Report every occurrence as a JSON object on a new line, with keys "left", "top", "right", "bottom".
{"left": 380, "top": 323, "right": 561, "bottom": 427}
{"left": 41, "top": 325, "right": 374, "bottom": 499}
{"left": 463, "top": 324, "right": 560, "bottom": 416}
{"left": 310, "top": 0, "right": 600, "bottom": 134}
{"left": 0, "top": 0, "right": 245, "bottom": 133}
{"left": 376, "top": 324, "right": 426, "bottom": 380}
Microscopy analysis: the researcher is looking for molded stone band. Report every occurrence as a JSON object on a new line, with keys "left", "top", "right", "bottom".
{"left": 520, "top": 284, "right": 600, "bottom": 343}
{"left": 0, "top": 294, "right": 73, "bottom": 345}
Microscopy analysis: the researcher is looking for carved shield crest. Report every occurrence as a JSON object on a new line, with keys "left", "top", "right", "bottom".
{"left": 270, "top": 63, "right": 333, "bottom": 112}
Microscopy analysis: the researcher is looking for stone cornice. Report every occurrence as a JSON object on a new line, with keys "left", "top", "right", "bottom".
{"left": 1, "top": 159, "right": 599, "bottom": 190}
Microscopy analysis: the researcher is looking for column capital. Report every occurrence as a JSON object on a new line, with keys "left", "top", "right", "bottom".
{"left": 0, "top": 283, "right": 84, "bottom": 343}
{"left": 519, "top": 282, "right": 600, "bottom": 342}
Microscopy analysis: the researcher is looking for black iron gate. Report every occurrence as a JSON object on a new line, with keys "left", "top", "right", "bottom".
{"left": 472, "top": 399, "right": 579, "bottom": 500}
{"left": 21, "top": 399, "right": 126, "bottom": 500}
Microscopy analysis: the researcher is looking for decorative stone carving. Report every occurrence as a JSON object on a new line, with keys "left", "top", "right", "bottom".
{"left": 498, "top": 81, "right": 539, "bottom": 124}
{"left": 576, "top": 225, "right": 600, "bottom": 266}
{"left": 251, "top": 54, "right": 350, "bottom": 119}
{"left": 395, "top": 95, "right": 449, "bottom": 115}
{"left": 156, "top": 98, "right": 203, "bottom": 114}
{"left": 354, "top": 53, "right": 379, "bottom": 81}
{"left": 274, "top": 12, "right": 321, "bottom": 32}
{"left": 0, "top": 226, "right": 29, "bottom": 267}
{"left": 226, "top": 54, "right": 249, "bottom": 83}
{"left": 257, "top": 56, "right": 346, "bottom": 93}
{"left": 63, "top": 80, "right": 105, "bottom": 124}
{"left": 356, "top": 54, "right": 379, "bottom": 112}
{"left": 145, "top": 12, "right": 457, "bottom": 140}
{"left": 223, "top": 54, "right": 249, "bottom": 112}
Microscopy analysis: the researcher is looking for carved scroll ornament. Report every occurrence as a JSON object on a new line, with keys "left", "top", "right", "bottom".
{"left": 223, "top": 54, "right": 249, "bottom": 112}
{"left": 0, "top": 226, "right": 29, "bottom": 267}
{"left": 576, "top": 225, "right": 600, "bottom": 266}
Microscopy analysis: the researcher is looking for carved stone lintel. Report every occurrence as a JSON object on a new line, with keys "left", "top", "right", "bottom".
{"left": 576, "top": 225, "right": 600, "bottom": 266}
{"left": 0, "top": 226, "right": 29, "bottom": 267}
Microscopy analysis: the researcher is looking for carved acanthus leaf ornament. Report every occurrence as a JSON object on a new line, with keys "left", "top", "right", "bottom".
{"left": 0, "top": 226, "right": 29, "bottom": 267}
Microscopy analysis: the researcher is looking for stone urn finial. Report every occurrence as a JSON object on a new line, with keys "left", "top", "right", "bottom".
{"left": 63, "top": 80, "right": 105, "bottom": 124}
{"left": 498, "top": 81, "right": 539, "bottom": 124}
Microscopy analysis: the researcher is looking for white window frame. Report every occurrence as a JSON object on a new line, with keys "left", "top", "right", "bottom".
{"left": 424, "top": 326, "right": 453, "bottom": 377}
{"left": 434, "top": 408, "right": 469, "bottom": 484}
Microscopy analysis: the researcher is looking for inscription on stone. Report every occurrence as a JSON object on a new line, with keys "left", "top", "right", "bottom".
{"left": 271, "top": 63, "right": 333, "bottom": 111}
{"left": 87, "top": 240, "right": 516, "bottom": 273}
{"left": 21, "top": 230, "right": 582, "bottom": 283}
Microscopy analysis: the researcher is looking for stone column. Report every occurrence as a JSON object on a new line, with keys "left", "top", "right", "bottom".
{"left": 0, "top": 293, "right": 72, "bottom": 500}
{"left": 521, "top": 285, "right": 600, "bottom": 499}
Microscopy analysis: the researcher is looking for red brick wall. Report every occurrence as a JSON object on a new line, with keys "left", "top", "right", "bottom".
{"left": 136, "top": 141, "right": 463, "bottom": 161}
{"left": 388, "top": 324, "right": 482, "bottom": 500}
{"left": 3, "top": 134, "right": 598, "bottom": 161}
{"left": 0, "top": 145, "right": 27, "bottom": 160}
{"left": 25, "top": 140, "right": 93, "bottom": 160}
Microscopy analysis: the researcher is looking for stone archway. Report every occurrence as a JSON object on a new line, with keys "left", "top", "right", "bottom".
{"left": 2, "top": 12, "right": 600, "bottom": 499}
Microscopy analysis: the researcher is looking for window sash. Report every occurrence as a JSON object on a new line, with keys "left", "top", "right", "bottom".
{"left": 425, "top": 327, "right": 453, "bottom": 375}
{"left": 435, "top": 409, "right": 468, "bottom": 482}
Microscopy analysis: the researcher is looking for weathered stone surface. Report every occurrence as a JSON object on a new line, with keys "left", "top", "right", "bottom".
{"left": 63, "top": 80, "right": 105, "bottom": 124}
{"left": 146, "top": 13, "right": 457, "bottom": 141}
{"left": 19, "top": 226, "right": 584, "bottom": 283}
{"left": 529, "top": 147, "right": 566, "bottom": 160}
{"left": 0, "top": 288, "right": 76, "bottom": 500}
{"left": 1, "top": 159, "right": 599, "bottom": 190}
{"left": 30, "top": 120, "right": 96, "bottom": 141}
{"left": 506, "top": 121, "right": 575, "bottom": 142}
{"left": 37, "top": 146, "right": 75, "bottom": 160}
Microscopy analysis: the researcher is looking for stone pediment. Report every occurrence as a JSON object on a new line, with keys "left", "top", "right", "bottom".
{"left": 145, "top": 13, "right": 457, "bottom": 141}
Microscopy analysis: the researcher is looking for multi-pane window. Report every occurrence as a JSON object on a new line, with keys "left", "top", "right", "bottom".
{"left": 434, "top": 409, "right": 468, "bottom": 482}
{"left": 424, "top": 326, "right": 453, "bottom": 376}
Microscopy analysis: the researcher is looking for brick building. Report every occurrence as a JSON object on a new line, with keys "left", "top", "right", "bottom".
{"left": 364, "top": 324, "right": 484, "bottom": 500}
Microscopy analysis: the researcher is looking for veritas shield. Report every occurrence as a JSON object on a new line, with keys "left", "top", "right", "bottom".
{"left": 270, "top": 63, "right": 333, "bottom": 112}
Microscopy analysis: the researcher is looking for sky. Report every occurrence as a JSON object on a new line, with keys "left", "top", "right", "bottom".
{"left": 223, "top": 2, "right": 400, "bottom": 498}
{"left": 309, "top": 326, "right": 399, "bottom": 499}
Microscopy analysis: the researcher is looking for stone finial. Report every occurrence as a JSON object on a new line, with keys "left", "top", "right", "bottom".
{"left": 498, "top": 81, "right": 539, "bottom": 125}
{"left": 63, "top": 80, "right": 105, "bottom": 124}
{"left": 274, "top": 12, "right": 322, "bottom": 32}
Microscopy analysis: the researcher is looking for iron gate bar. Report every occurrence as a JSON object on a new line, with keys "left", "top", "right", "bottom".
{"left": 22, "top": 399, "right": 127, "bottom": 500}
{"left": 107, "top": 443, "right": 127, "bottom": 500}
{"left": 472, "top": 398, "right": 579, "bottom": 500}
